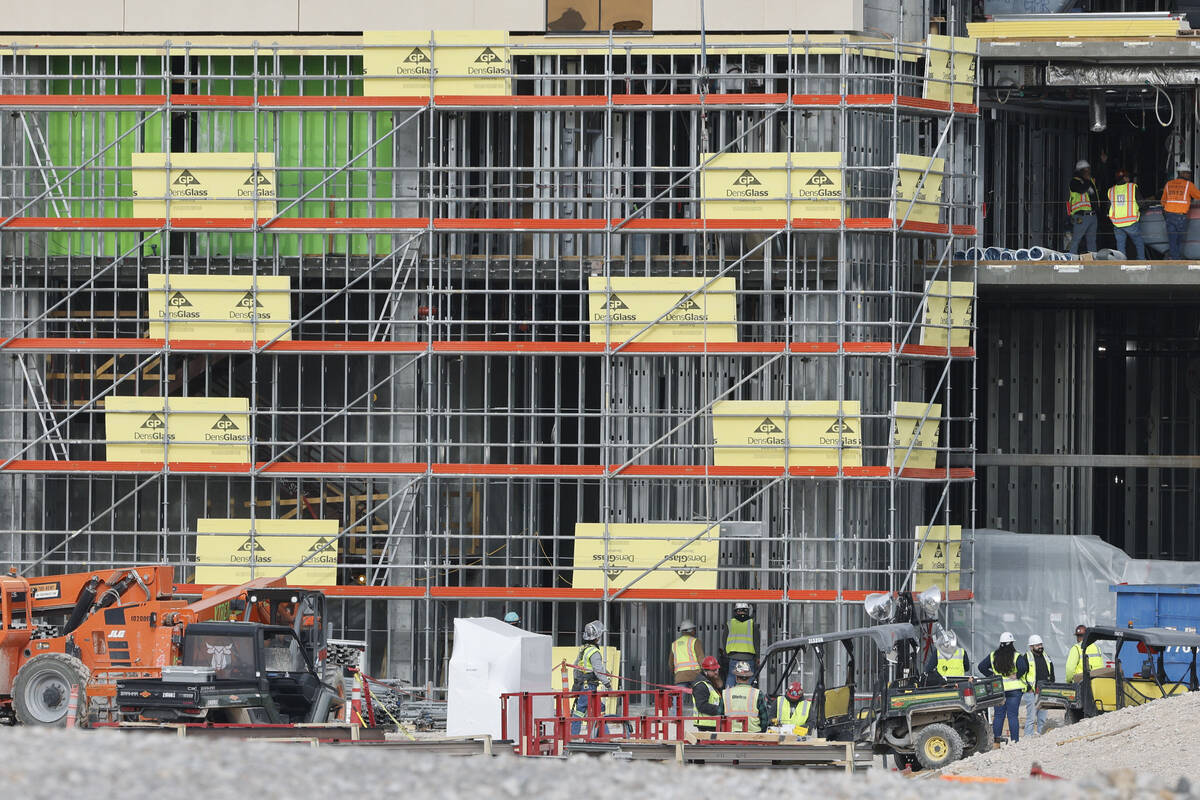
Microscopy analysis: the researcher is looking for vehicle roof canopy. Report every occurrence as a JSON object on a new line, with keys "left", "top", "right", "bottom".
{"left": 762, "top": 623, "right": 921, "bottom": 660}
{"left": 1085, "top": 626, "right": 1200, "bottom": 649}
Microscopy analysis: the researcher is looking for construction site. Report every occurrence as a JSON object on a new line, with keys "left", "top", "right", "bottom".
{"left": 0, "top": 0, "right": 1199, "bottom": 791}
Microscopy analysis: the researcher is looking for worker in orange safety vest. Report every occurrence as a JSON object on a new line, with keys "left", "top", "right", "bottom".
{"left": 1160, "top": 162, "right": 1200, "bottom": 259}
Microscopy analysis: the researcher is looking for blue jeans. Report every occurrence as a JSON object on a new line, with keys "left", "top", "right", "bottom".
{"left": 725, "top": 655, "right": 756, "bottom": 688}
{"left": 994, "top": 689, "right": 1021, "bottom": 742}
{"left": 571, "top": 689, "right": 599, "bottom": 736}
{"left": 1114, "top": 221, "right": 1146, "bottom": 259}
{"left": 1069, "top": 212, "right": 1097, "bottom": 254}
{"left": 1022, "top": 691, "right": 1047, "bottom": 736}
{"left": 1165, "top": 212, "right": 1188, "bottom": 259}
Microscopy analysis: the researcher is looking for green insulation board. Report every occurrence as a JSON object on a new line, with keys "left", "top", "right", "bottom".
{"left": 45, "top": 55, "right": 393, "bottom": 259}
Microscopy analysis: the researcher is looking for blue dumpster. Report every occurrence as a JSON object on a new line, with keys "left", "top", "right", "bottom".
{"left": 1110, "top": 584, "right": 1200, "bottom": 681}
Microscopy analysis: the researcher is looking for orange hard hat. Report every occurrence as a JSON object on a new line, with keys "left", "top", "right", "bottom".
{"left": 701, "top": 656, "right": 720, "bottom": 671}
{"left": 786, "top": 681, "right": 803, "bottom": 700}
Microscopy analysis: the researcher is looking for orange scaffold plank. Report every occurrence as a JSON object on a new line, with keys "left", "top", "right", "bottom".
{"left": 0, "top": 93, "right": 978, "bottom": 114}
{"left": 170, "top": 584, "right": 974, "bottom": 602}
{"left": 0, "top": 460, "right": 975, "bottom": 481}
{"left": 0, "top": 216, "right": 977, "bottom": 237}
{"left": 0, "top": 338, "right": 975, "bottom": 358}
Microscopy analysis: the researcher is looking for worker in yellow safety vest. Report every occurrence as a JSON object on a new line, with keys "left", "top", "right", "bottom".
{"left": 669, "top": 619, "right": 705, "bottom": 714}
{"left": 923, "top": 627, "right": 970, "bottom": 680}
{"left": 1107, "top": 169, "right": 1147, "bottom": 259}
{"left": 722, "top": 660, "right": 768, "bottom": 733}
{"left": 571, "top": 620, "right": 611, "bottom": 737}
{"left": 692, "top": 656, "right": 724, "bottom": 731}
{"left": 1016, "top": 634, "right": 1055, "bottom": 737}
{"left": 1067, "top": 159, "right": 1100, "bottom": 255}
{"left": 772, "top": 681, "right": 811, "bottom": 735}
{"left": 978, "top": 631, "right": 1023, "bottom": 743}
{"left": 1065, "top": 624, "right": 1105, "bottom": 682}
{"left": 721, "top": 602, "right": 756, "bottom": 687}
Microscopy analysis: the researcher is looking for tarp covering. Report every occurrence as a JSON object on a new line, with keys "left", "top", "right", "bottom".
{"left": 446, "top": 617, "right": 552, "bottom": 738}
{"left": 968, "top": 530, "right": 1200, "bottom": 668}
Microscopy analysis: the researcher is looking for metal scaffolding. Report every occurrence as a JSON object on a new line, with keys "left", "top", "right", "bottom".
{"left": 0, "top": 33, "right": 979, "bottom": 689}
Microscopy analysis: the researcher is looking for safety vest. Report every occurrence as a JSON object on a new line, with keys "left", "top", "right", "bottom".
{"left": 725, "top": 617, "right": 756, "bottom": 655}
{"left": 723, "top": 684, "right": 761, "bottom": 732}
{"left": 671, "top": 635, "right": 700, "bottom": 675}
{"left": 990, "top": 651, "right": 1024, "bottom": 692}
{"left": 1107, "top": 183, "right": 1140, "bottom": 227}
{"left": 1067, "top": 642, "right": 1104, "bottom": 679}
{"left": 574, "top": 644, "right": 601, "bottom": 685}
{"left": 693, "top": 679, "right": 720, "bottom": 730}
{"left": 1161, "top": 178, "right": 1199, "bottom": 214}
{"left": 776, "top": 696, "right": 811, "bottom": 729}
{"left": 1023, "top": 650, "right": 1052, "bottom": 690}
{"left": 1068, "top": 178, "right": 1096, "bottom": 213}
{"left": 936, "top": 648, "right": 967, "bottom": 677}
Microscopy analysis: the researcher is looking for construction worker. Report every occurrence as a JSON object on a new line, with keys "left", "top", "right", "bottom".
{"left": 692, "top": 656, "right": 724, "bottom": 731}
{"left": 1016, "top": 634, "right": 1054, "bottom": 737}
{"left": 1067, "top": 159, "right": 1101, "bottom": 255}
{"left": 1065, "top": 624, "right": 1105, "bottom": 682}
{"left": 503, "top": 611, "right": 520, "bottom": 626}
{"left": 571, "top": 620, "right": 611, "bottom": 736}
{"left": 772, "top": 681, "right": 811, "bottom": 735}
{"left": 721, "top": 602, "right": 756, "bottom": 687}
{"left": 722, "top": 660, "right": 768, "bottom": 733}
{"left": 1160, "top": 162, "right": 1200, "bottom": 259}
{"left": 978, "top": 631, "right": 1023, "bottom": 743}
{"left": 669, "top": 619, "right": 705, "bottom": 714}
{"left": 1107, "top": 169, "right": 1147, "bottom": 259}
{"left": 923, "top": 628, "right": 970, "bottom": 680}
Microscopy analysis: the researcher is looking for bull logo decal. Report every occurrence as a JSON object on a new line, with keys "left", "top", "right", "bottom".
{"left": 206, "top": 643, "right": 233, "bottom": 670}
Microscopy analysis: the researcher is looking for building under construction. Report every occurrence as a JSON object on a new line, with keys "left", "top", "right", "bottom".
{"left": 29, "top": 0, "right": 1200, "bottom": 690}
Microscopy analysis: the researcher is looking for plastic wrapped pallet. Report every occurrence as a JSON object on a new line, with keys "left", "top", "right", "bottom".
{"left": 967, "top": 530, "right": 1200, "bottom": 668}
{"left": 446, "top": 617, "right": 552, "bottom": 739}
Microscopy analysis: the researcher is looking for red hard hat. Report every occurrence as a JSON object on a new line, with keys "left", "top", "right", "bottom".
{"left": 786, "top": 681, "right": 803, "bottom": 700}
{"left": 701, "top": 656, "right": 720, "bottom": 671}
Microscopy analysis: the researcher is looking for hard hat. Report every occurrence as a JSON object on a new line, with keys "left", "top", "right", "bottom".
{"left": 936, "top": 629, "right": 959, "bottom": 656}
{"left": 1115, "top": 169, "right": 1128, "bottom": 180}
{"left": 678, "top": 618, "right": 697, "bottom": 633}
{"left": 1180, "top": 162, "right": 1193, "bottom": 174}
{"left": 701, "top": 656, "right": 720, "bottom": 671}
{"left": 583, "top": 620, "right": 606, "bottom": 640}
{"left": 785, "top": 681, "right": 803, "bottom": 701}
{"left": 1075, "top": 159, "right": 1090, "bottom": 171}
{"left": 733, "top": 660, "right": 753, "bottom": 677}
{"left": 1028, "top": 634, "right": 1044, "bottom": 647}
{"left": 734, "top": 602, "right": 751, "bottom": 612}
{"left": 999, "top": 631, "right": 1015, "bottom": 644}
{"left": 503, "top": 611, "right": 520, "bottom": 624}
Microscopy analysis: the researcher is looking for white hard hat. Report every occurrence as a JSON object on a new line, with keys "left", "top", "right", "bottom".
{"left": 1075, "top": 160, "right": 1090, "bottom": 171}
{"left": 1179, "top": 162, "right": 1193, "bottom": 174}
{"left": 733, "top": 660, "right": 753, "bottom": 677}
{"left": 734, "top": 602, "right": 751, "bottom": 612}
{"left": 678, "top": 618, "right": 696, "bottom": 633}
{"left": 999, "top": 631, "right": 1015, "bottom": 644}
{"left": 584, "top": 620, "right": 606, "bottom": 640}
{"left": 1028, "top": 634, "right": 1044, "bottom": 647}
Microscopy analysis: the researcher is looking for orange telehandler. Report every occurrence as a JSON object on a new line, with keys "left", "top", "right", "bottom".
{"left": 0, "top": 565, "right": 339, "bottom": 726}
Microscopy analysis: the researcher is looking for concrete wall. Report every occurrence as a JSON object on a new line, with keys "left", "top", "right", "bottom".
{"left": 0, "top": 0, "right": 864, "bottom": 33}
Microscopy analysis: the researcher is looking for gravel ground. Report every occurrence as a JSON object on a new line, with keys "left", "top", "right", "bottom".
{"left": 944, "top": 690, "right": 1200, "bottom": 785}
{"left": 0, "top": 724, "right": 1195, "bottom": 800}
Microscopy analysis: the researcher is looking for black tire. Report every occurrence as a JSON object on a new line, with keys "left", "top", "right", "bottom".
{"left": 913, "top": 722, "right": 965, "bottom": 770}
{"left": 892, "top": 753, "right": 922, "bottom": 772}
{"left": 12, "top": 653, "right": 90, "bottom": 727}
{"left": 966, "top": 714, "right": 994, "bottom": 754}
{"left": 1064, "top": 706, "right": 1084, "bottom": 725}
